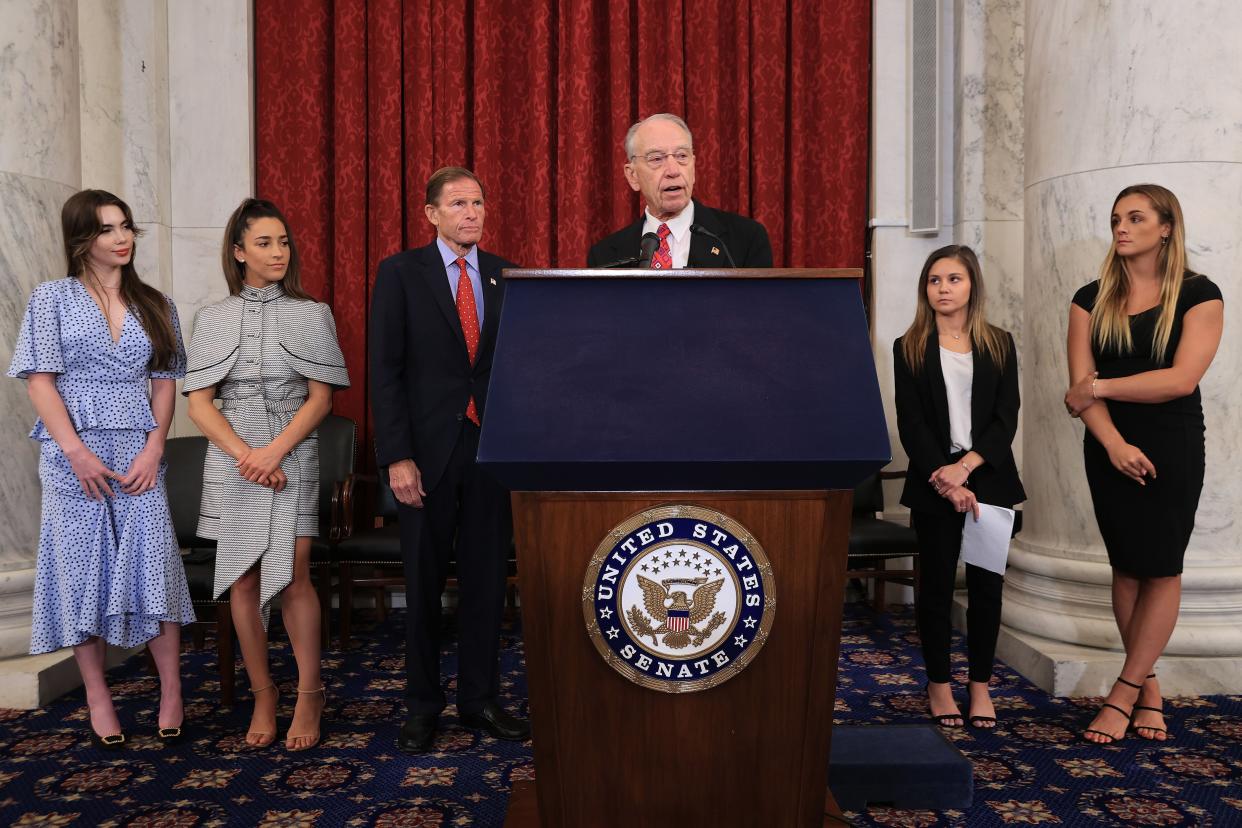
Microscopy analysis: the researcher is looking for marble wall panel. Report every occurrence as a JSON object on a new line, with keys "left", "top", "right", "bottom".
{"left": 1025, "top": 2, "right": 1242, "bottom": 186}
{"left": 169, "top": 227, "right": 231, "bottom": 437}
{"left": 955, "top": 0, "right": 1023, "bottom": 223}
{"left": 0, "top": 0, "right": 80, "bottom": 187}
{"left": 0, "top": 172, "right": 78, "bottom": 567}
{"left": 168, "top": 0, "right": 253, "bottom": 229}
{"left": 79, "top": 0, "right": 171, "bottom": 225}
{"left": 1022, "top": 163, "right": 1240, "bottom": 569}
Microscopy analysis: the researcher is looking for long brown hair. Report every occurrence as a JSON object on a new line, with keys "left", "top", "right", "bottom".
{"left": 1092, "top": 184, "right": 1188, "bottom": 362}
{"left": 221, "top": 198, "right": 313, "bottom": 300}
{"left": 899, "top": 244, "right": 1011, "bottom": 374}
{"left": 61, "top": 189, "right": 179, "bottom": 370}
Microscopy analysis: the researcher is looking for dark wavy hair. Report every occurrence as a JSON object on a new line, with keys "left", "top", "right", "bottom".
{"left": 61, "top": 189, "right": 179, "bottom": 370}
{"left": 221, "top": 198, "right": 312, "bottom": 300}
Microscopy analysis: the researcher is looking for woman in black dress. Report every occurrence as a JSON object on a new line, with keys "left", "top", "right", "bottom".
{"left": 1066, "top": 184, "right": 1224, "bottom": 744}
{"left": 894, "top": 245, "right": 1025, "bottom": 729}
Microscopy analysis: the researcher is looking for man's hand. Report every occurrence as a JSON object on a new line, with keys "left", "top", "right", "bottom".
{"left": 389, "top": 459, "right": 426, "bottom": 508}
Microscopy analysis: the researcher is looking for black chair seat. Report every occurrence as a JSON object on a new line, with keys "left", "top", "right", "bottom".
{"left": 336, "top": 523, "right": 403, "bottom": 563}
{"left": 848, "top": 517, "right": 919, "bottom": 559}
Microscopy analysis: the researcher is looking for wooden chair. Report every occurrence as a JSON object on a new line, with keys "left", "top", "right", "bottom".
{"left": 309, "top": 413, "right": 357, "bottom": 646}
{"left": 163, "top": 435, "right": 236, "bottom": 704}
{"left": 846, "top": 470, "right": 920, "bottom": 611}
{"left": 333, "top": 471, "right": 519, "bottom": 650}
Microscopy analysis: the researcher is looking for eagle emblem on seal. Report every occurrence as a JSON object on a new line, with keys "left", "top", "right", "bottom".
{"left": 628, "top": 575, "right": 728, "bottom": 649}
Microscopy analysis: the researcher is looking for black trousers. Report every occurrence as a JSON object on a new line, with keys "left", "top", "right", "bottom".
{"left": 397, "top": 422, "right": 512, "bottom": 717}
{"left": 912, "top": 509, "right": 1004, "bottom": 684}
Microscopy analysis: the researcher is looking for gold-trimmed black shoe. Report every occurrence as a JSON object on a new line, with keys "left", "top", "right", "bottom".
{"left": 89, "top": 730, "right": 126, "bottom": 751}
{"left": 157, "top": 726, "right": 185, "bottom": 745}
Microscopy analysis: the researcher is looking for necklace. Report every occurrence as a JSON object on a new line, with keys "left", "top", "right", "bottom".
{"left": 938, "top": 331, "right": 962, "bottom": 341}
{"left": 86, "top": 273, "right": 124, "bottom": 341}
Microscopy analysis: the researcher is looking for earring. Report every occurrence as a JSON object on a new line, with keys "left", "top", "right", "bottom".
{"left": 1161, "top": 237, "right": 1168, "bottom": 246}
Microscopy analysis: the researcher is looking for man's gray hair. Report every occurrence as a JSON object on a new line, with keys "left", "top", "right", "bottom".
{"left": 623, "top": 113, "right": 694, "bottom": 159}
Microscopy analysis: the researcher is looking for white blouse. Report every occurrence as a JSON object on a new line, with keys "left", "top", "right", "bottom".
{"left": 940, "top": 346, "right": 973, "bottom": 453}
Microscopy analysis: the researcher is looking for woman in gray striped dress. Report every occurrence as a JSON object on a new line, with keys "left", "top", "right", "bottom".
{"left": 184, "top": 199, "right": 349, "bottom": 751}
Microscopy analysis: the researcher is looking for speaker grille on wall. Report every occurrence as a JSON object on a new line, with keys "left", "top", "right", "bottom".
{"left": 908, "top": 0, "right": 939, "bottom": 233}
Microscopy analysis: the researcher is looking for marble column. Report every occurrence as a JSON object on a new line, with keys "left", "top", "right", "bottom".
{"left": 1002, "top": 1, "right": 1242, "bottom": 695}
{"left": 0, "top": 0, "right": 81, "bottom": 662}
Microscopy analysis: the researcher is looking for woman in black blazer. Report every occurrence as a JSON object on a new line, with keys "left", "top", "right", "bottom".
{"left": 893, "top": 245, "right": 1025, "bottom": 729}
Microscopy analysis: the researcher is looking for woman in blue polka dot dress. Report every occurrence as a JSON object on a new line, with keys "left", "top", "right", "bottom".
{"left": 7, "top": 190, "right": 195, "bottom": 750}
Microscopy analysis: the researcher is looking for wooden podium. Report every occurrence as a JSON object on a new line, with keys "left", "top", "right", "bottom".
{"left": 478, "top": 269, "right": 889, "bottom": 827}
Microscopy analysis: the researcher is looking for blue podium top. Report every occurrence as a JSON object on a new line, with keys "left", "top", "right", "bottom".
{"left": 477, "top": 270, "right": 890, "bottom": 491}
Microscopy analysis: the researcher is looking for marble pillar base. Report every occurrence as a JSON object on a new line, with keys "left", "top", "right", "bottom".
{"left": 0, "top": 645, "right": 143, "bottom": 710}
{"left": 952, "top": 596, "right": 1242, "bottom": 697}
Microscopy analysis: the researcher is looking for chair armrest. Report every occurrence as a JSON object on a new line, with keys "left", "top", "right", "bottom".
{"left": 879, "top": 469, "right": 906, "bottom": 480}
{"left": 337, "top": 473, "right": 380, "bottom": 541}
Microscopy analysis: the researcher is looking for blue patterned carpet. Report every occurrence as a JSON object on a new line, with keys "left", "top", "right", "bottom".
{"left": 0, "top": 602, "right": 1239, "bottom": 826}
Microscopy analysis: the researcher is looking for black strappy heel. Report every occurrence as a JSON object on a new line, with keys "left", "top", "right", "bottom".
{"left": 1083, "top": 675, "right": 1142, "bottom": 744}
{"left": 925, "top": 681, "right": 963, "bottom": 728}
{"left": 1131, "top": 672, "right": 1168, "bottom": 740}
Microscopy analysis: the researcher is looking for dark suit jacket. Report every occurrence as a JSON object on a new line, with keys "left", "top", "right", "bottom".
{"left": 586, "top": 199, "right": 773, "bottom": 268}
{"left": 893, "top": 332, "right": 1026, "bottom": 514}
{"left": 370, "top": 241, "right": 516, "bottom": 491}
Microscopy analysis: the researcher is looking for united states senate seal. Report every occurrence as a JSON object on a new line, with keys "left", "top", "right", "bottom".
{"left": 582, "top": 505, "right": 776, "bottom": 693}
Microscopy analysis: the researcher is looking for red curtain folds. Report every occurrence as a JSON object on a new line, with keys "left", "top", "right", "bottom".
{"left": 255, "top": 0, "right": 871, "bottom": 455}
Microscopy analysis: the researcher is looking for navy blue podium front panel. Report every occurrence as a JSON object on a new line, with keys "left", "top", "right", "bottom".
{"left": 477, "top": 273, "right": 890, "bottom": 491}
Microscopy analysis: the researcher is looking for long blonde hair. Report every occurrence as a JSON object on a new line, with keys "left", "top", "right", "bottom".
{"left": 899, "top": 245, "right": 1010, "bottom": 374}
{"left": 1092, "top": 184, "right": 1188, "bottom": 362}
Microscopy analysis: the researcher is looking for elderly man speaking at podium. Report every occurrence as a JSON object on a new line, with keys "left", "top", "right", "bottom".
{"left": 587, "top": 113, "right": 773, "bottom": 269}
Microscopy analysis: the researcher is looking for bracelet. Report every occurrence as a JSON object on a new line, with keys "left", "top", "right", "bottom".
{"left": 1091, "top": 377, "right": 1098, "bottom": 399}
{"left": 960, "top": 461, "right": 972, "bottom": 476}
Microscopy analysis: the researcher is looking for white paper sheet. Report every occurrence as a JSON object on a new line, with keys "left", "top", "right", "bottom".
{"left": 959, "top": 503, "right": 1016, "bottom": 576}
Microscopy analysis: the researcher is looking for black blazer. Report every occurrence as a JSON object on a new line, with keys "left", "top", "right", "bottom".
{"left": 893, "top": 332, "right": 1026, "bottom": 514}
{"left": 586, "top": 199, "right": 773, "bottom": 268}
{"left": 369, "top": 241, "right": 516, "bottom": 491}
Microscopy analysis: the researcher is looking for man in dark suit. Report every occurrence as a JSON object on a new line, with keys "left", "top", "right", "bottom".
{"left": 587, "top": 113, "right": 773, "bottom": 269}
{"left": 370, "top": 166, "right": 530, "bottom": 753}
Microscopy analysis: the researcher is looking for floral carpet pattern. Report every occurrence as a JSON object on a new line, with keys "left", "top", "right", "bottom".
{"left": 0, "top": 603, "right": 1238, "bottom": 826}
{"left": 835, "top": 608, "right": 1242, "bottom": 827}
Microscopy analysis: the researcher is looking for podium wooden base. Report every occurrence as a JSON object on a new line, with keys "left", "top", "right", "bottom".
{"left": 505, "top": 782, "right": 848, "bottom": 827}
{"left": 511, "top": 490, "right": 852, "bottom": 827}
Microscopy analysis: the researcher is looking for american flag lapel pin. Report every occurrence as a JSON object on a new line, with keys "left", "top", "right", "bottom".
{"left": 711, "top": 246, "right": 721, "bottom": 256}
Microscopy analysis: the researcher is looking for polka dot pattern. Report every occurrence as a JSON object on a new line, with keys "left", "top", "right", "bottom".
{"left": 183, "top": 282, "right": 348, "bottom": 627}
{"left": 7, "top": 277, "right": 195, "bottom": 655}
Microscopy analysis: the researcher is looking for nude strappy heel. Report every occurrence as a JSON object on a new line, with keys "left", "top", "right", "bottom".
{"left": 285, "top": 686, "right": 326, "bottom": 752}
{"left": 246, "top": 683, "right": 279, "bottom": 748}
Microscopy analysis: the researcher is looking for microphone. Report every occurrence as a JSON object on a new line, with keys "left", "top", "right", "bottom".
{"left": 637, "top": 231, "right": 661, "bottom": 269}
{"left": 594, "top": 232, "right": 664, "bottom": 269}
{"left": 689, "top": 224, "right": 737, "bottom": 268}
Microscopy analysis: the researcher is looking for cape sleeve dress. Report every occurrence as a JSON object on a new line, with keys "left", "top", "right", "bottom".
{"left": 182, "top": 282, "right": 349, "bottom": 625}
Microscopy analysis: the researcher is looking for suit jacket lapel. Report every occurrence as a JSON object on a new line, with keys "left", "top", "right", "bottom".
{"left": 419, "top": 244, "right": 468, "bottom": 354}
{"left": 686, "top": 201, "right": 732, "bottom": 268}
{"left": 924, "top": 336, "right": 952, "bottom": 452}
{"left": 970, "top": 347, "right": 996, "bottom": 446}
{"left": 476, "top": 252, "right": 504, "bottom": 357}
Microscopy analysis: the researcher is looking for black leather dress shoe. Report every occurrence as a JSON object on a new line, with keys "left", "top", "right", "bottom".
{"left": 459, "top": 702, "right": 530, "bottom": 741}
{"left": 396, "top": 713, "right": 438, "bottom": 754}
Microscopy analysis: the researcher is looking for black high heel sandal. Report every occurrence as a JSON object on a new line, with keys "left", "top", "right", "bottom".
{"left": 1083, "top": 675, "right": 1142, "bottom": 744}
{"left": 1131, "top": 672, "right": 1168, "bottom": 740}
{"left": 925, "top": 681, "right": 963, "bottom": 728}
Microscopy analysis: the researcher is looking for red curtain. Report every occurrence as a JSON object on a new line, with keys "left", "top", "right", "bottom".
{"left": 255, "top": 0, "right": 871, "bottom": 453}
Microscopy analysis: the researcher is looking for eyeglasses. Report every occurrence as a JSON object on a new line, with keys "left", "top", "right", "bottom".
{"left": 630, "top": 149, "right": 694, "bottom": 170}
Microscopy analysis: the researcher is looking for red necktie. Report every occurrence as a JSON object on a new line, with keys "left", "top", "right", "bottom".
{"left": 650, "top": 223, "right": 673, "bottom": 270}
{"left": 455, "top": 257, "right": 481, "bottom": 426}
